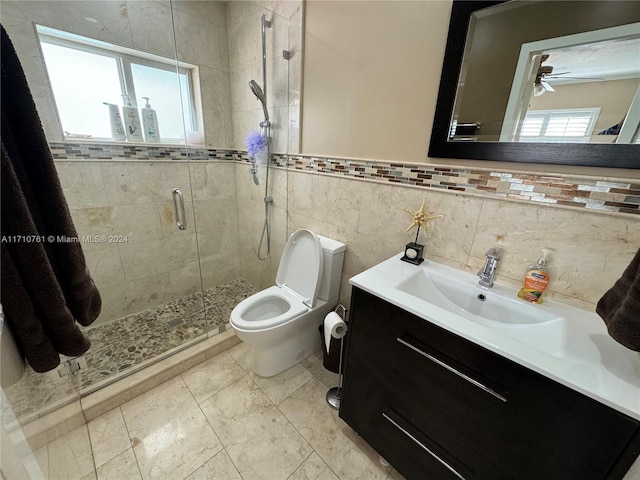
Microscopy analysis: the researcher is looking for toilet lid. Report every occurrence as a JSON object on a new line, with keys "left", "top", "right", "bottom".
{"left": 276, "top": 229, "right": 323, "bottom": 308}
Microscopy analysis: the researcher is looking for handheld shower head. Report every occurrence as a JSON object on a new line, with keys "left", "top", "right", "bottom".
{"left": 249, "top": 80, "right": 264, "bottom": 101}
{"left": 249, "top": 80, "right": 269, "bottom": 122}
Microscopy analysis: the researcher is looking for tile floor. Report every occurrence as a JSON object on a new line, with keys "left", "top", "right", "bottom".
{"left": 31, "top": 341, "right": 404, "bottom": 480}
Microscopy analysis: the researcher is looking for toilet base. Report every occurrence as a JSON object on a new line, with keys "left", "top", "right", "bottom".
{"left": 249, "top": 321, "right": 321, "bottom": 377}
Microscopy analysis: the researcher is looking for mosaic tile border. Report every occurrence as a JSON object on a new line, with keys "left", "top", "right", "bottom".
{"left": 49, "top": 142, "right": 639, "bottom": 216}
{"left": 48, "top": 142, "right": 240, "bottom": 162}
{"left": 282, "top": 154, "right": 640, "bottom": 216}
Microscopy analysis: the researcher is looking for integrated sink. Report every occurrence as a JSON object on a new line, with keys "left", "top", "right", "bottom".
{"left": 349, "top": 253, "right": 640, "bottom": 422}
{"left": 395, "top": 264, "right": 567, "bottom": 357}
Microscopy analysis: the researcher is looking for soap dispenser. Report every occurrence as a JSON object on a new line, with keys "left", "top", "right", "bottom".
{"left": 103, "top": 102, "right": 126, "bottom": 141}
{"left": 141, "top": 97, "right": 160, "bottom": 143}
{"left": 121, "top": 95, "right": 143, "bottom": 142}
{"left": 518, "top": 248, "right": 552, "bottom": 304}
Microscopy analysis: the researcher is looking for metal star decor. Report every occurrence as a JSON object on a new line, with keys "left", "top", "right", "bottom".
{"left": 404, "top": 199, "right": 442, "bottom": 234}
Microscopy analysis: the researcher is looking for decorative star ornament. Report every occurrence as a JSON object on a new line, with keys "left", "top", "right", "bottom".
{"left": 404, "top": 199, "right": 442, "bottom": 233}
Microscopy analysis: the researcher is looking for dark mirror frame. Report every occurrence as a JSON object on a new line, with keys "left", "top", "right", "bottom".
{"left": 428, "top": 0, "right": 639, "bottom": 169}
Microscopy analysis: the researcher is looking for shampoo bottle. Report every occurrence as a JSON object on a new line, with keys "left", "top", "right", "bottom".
{"left": 141, "top": 97, "right": 160, "bottom": 143}
{"left": 104, "top": 102, "right": 126, "bottom": 141}
{"left": 121, "top": 95, "right": 143, "bottom": 142}
{"left": 517, "top": 248, "right": 552, "bottom": 304}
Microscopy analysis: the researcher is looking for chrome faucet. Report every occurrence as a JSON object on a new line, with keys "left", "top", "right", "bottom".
{"left": 477, "top": 248, "right": 502, "bottom": 288}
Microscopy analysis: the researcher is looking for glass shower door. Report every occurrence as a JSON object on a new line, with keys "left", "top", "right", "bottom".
{"left": 1, "top": 1, "right": 209, "bottom": 478}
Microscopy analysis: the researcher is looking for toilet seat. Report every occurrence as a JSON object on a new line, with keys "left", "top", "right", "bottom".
{"left": 276, "top": 229, "right": 323, "bottom": 308}
{"left": 230, "top": 229, "right": 323, "bottom": 332}
{"left": 230, "top": 286, "right": 308, "bottom": 331}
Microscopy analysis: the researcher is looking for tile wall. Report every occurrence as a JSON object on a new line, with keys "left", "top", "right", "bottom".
{"left": 52, "top": 142, "right": 639, "bottom": 317}
{"left": 284, "top": 156, "right": 640, "bottom": 311}
{"left": 225, "top": 1, "right": 303, "bottom": 293}
{"left": 54, "top": 151, "right": 241, "bottom": 326}
{"left": 226, "top": 1, "right": 303, "bottom": 153}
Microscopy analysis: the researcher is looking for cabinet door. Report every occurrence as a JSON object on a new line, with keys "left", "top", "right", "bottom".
{"left": 340, "top": 288, "right": 640, "bottom": 480}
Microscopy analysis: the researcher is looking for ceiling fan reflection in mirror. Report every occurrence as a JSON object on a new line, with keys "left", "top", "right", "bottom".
{"left": 533, "top": 54, "right": 604, "bottom": 96}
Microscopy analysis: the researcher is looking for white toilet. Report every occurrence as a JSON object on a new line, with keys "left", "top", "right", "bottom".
{"left": 230, "top": 229, "right": 345, "bottom": 377}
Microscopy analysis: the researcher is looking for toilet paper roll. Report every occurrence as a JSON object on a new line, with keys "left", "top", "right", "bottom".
{"left": 324, "top": 312, "right": 347, "bottom": 353}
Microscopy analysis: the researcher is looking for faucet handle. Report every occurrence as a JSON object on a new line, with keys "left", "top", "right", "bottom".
{"left": 485, "top": 247, "right": 502, "bottom": 259}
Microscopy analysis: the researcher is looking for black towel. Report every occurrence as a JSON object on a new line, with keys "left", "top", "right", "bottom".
{"left": 596, "top": 248, "right": 640, "bottom": 352}
{"left": 1, "top": 24, "right": 101, "bottom": 372}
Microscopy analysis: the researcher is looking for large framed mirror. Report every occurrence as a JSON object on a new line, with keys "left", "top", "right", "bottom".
{"left": 429, "top": 0, "right": 640, "bottom": 168}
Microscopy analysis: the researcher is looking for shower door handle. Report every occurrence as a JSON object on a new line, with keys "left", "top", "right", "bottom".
{"left": 172, "top": 188, "right": 187, "bottom": 230}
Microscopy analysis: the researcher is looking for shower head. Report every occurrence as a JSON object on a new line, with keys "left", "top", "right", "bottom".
{"left": 249, "top": 80, "right": 269, "bottom": 122}
{"left": 249, "top": 80, "right": 265, "bottom": 101}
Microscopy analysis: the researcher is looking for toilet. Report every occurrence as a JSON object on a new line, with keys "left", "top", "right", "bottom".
{"left": 230, "top": 229, "right": 345, "bottom": 377}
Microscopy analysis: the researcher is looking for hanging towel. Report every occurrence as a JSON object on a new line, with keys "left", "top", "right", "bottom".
{"left": 1, "top": 25, "right": 101, "bottom": 372}
{"left": 596, "top": 248, "right": 640, "bottom": 352}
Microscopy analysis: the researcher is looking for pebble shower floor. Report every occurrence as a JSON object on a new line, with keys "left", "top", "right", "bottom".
{"left": 4, "top": 278, "right": 256, "bottom": 421}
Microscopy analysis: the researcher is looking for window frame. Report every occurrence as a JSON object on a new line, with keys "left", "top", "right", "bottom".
{"left": 37, "top": 25, "right": 198, "bottom": 144}
{"left": 518, "top": 108, "right": 601, "bottom": 143}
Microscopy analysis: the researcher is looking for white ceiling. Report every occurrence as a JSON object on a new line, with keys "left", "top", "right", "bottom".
{"left": 544, "top": 36, "right": 640, "bottom": 84}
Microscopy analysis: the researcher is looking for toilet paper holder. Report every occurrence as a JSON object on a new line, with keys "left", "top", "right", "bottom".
{"left": 326, "top": 304, "right": 348, "bottom": 410}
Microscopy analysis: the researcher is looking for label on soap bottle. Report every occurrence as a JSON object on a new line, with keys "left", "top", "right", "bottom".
{"left": 518, "top": 269, "right": 549, "bottom": 304}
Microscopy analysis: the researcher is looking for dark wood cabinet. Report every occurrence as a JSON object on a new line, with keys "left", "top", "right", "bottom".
{"left": 340, "top": 287, "right": 640, "bottom": 480}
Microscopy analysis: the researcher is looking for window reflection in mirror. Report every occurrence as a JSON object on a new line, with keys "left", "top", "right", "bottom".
{"left": 37, "top": 25, "right": 199, "bottom": 144}
{"left": 449, "top": 1, "right": 640, "bottom": 144}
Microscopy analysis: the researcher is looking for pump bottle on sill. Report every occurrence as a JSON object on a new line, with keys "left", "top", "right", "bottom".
{"left": 141, "top": 97, "right": 160, "bottom": 143}
{"left": 121, "top": 95, "right": 143, "bottom": 142}
{"left": 517, "top": 248, "right": 552, "bottom": 304}
{"left": 104, "top": 102, "right": 126, "bottom": 141}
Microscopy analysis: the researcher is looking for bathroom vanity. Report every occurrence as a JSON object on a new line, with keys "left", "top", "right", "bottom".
{"left": 340, "top": 255, "right": 640, "bottom": 480}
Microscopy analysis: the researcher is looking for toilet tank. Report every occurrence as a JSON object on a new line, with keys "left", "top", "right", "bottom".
{"left": 316, "top": 234, "right": 346, "bottom": 302}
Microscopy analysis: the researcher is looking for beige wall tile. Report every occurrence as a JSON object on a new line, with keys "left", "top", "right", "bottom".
{"left": 14, "top": 1, "right": 133, "bottom": 47}
{"left": 289, "top": 172, "right": 364, "bottom": 231}
{"left": 2, "top": 13, "right": 63, "bottom": 141}
{"left": 168, "top": 263, "right": 203, "bottom": 300}
{"left": 285, "top": 168, "right": 638, "bottom": 309}
{"left": 157, "top": 199, "right": 196, "bottom": 238}
{"left": 55, "top": 162, "right": 108, "bottom": 209}
{"left": 100, "top": 163, "right": 191, "bottom": 206}
{"left": 193, "top": 196, "right": 238, "bottom": 233}
{"left": 84, "top": 248, "right": 125, "bottom": 290}
{"left": 93, "top": 273, "right": 172, "bottom": 325}
{"left": 127, "top": 1, "right": 175, "bottom": 58}
{"left": 119, "top": 233, "right": 198, "bottom": 281}
{"left": 469, "top": 199, "right": 640, "bottom": 305}
{"left": 173, "top": 9, "right": 223, "bottom": 68}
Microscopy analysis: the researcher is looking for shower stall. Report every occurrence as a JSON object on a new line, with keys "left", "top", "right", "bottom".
{"left": 1, "top": 1, "right": 302, "bottom": 477}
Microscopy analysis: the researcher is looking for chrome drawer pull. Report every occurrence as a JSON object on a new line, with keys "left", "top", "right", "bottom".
{"left": 397, "top": 336, "right": 507, "bottom": 403}
{"left": 382, "top": 412, "right": 466, "bottom": 480}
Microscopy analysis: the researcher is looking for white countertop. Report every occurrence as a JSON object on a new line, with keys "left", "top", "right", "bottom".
{"left": 349, "top": 254, "right": 640, "bottom": 420}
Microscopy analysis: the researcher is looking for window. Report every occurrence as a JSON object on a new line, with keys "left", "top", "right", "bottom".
{"left": 37, "top": 25, "right": 198, "bottom": 143}
{"left": 519, "top": 108, "right": 600, "bottom": 143}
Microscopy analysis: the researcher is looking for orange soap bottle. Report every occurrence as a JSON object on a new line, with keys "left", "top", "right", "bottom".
{"left": 517, "top": 248, "right": 551, "bottom": 304}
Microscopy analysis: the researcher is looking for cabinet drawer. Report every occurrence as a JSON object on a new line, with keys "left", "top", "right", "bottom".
{"left": 347, "top": 288, "right": 516, "bottom": 427}
{"left": 341, "top": 287, "right": 640, "bottom": 480}
{"left": 340, "top": 352, "right": 502, "bottom": 480}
